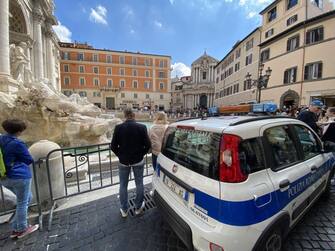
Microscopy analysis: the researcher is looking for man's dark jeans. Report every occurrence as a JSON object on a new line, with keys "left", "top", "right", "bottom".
{"left": 119, "top": 163, "right": 144, "bottom": 211}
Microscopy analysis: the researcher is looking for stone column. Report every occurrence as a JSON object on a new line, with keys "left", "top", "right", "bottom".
{"left": 198, "top": 68, "right": 200, "bottom": 83}
{"left": 0, "top": 0, "right": 10, "bottom": 77}
{"left": 211, "top": 66, "right": 213, "bottom": 82}
{"left": 194, "top": 68, "right": 197, "bottom": 83}
{"left": 33, "top": 7, "right": 45, "bottom": 81}
{"left": 194, "top": 68, "right": 196, "bottom": 83}
{"left": 45, "top": 25, "right": 55, "bottom": 88}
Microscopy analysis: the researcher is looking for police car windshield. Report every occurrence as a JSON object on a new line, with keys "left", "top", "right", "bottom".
{"left": 162, "top": 127, "right": 221, "bottom": 180}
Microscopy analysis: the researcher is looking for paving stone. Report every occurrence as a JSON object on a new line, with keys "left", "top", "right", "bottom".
{"left": 1, "top": 184, "right": 335, "bottom": 250}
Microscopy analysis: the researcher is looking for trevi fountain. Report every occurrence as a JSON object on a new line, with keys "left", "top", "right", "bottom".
{"left": 0, "top": 0, "right": 121, "bottom": 146}
{"left": 0, "top": 0, "right": 123, "bottom": 212}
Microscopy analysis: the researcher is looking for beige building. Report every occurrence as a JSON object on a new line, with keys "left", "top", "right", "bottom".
{"left": 214, "top": 0, "right": 335, "bottom": 108}
{"left": 60, "top": 42, "right": 171, "bottom": 110}
{"left": 214, "top": 28, "right": 261, "bottom": 106}
{"left": 170, "top": 76, "right": 190, "bottom": 112}
{"left": 260, "top": 0, "right": 335, "bottom": 107}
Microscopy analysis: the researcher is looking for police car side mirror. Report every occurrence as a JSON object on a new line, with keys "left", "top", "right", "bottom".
{"left": 323, "top": 141, "right": 335, "bottom": 153}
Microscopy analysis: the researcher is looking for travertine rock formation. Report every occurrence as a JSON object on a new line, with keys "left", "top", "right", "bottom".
{"left": 0, "top": 84, "right": 121, "bottom": 146}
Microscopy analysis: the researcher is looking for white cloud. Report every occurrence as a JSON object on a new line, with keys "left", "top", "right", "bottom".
{"left": 171, "top": 62, "right": 191, "bottom": 78}
{"left": 53, "top": 22, "right": 72, "bottom": 42}
{"left": 247, "top": 11, "right": 257, "bottom": 19}
{"left": 89, "top": 5, "right": 108, "bottom": 25}
{"left": 154, "top": 20, "right": 163, "bottom": 28}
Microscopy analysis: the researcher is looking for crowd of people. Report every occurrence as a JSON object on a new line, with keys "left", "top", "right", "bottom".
{"left": 291, "top": 100, "right": 335, "bottom": 143}
{"left": 0, "top": 100, "right": 334, "bottom": 239}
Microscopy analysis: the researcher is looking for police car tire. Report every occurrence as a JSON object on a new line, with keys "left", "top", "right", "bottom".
{"left": 256, "top": 227, "right": 283, "bottom": 251}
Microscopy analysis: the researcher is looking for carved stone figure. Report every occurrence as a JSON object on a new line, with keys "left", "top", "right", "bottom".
{"left": 10, "top": 42, "right": 30, "bottom": 83}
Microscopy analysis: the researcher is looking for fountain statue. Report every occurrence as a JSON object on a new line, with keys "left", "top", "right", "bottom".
{"left": 0, "top": 43, "right": 121, "bottom": 146}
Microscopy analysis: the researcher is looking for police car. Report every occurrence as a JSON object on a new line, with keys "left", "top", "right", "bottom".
{"left": 152, "top": 103, "right": 335, "bottom": 251}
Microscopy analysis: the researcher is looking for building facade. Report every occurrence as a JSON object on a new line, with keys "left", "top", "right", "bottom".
{"left": 59, "top": 42, "right": 171, "bottom": 110}
{"left": 0, "top": 0, "right": 60, "bottom": 94}
{"left": 170, "top": 76, "right": 190, "bottom": 112}
{"left": 259, "top": 0, "right": 335, "bottom": 107}
{"left": 213, "top": 0, "right": 334, "bottom": 108}
{"left": 170, "top": 52, "right": 218, "bottom": 111}
{"left": 214, "top": 28, "right": 261, "bottom": 106}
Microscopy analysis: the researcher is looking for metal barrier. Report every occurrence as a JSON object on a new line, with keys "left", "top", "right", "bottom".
{"left": 0, "top": 143, "right": 153, "bottom": 231}
{"left": 44, "top": 143, "right": 153, "bottom": 230}
{"left": 0, "top": 161, "right": 43, "bottom": 230}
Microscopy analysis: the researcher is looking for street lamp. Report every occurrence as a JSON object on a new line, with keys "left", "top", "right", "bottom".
{"left": 245, "top": 63, "right": 272, "bottom": 103}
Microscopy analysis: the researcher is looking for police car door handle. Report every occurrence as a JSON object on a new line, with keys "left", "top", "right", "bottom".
{"left": 279, "top": 179, "right": 290, "bottom": 189}
{"left": 311, "top": 166, "right": 318, "bottom": 173}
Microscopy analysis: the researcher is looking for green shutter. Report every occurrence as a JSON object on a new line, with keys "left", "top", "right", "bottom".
{"left": 284, "top": 70, "right": 288, "bottom": 84}
{"left": 318, "top": 63, "right": 323, "bottom": 79}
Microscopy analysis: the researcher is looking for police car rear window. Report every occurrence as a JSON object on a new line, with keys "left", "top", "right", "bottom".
{"left": 162, "top": 128, "right": 221, "bottom": 180}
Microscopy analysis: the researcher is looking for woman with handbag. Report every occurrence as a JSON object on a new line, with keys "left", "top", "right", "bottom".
{"left": 149, "top": 112, "right": 169, "bottom": 170}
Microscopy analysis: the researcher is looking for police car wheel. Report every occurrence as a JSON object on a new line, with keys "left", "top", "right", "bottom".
{"left": 264, "top": 228, "right": 282, "bottom": 251}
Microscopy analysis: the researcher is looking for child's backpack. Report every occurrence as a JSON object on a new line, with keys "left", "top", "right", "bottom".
{"left": 0, "top": 148, "right": 6, "bottom": 178}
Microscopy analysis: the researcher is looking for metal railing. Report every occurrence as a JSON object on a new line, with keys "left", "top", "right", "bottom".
{"left": 0, "top": 143, "right": 153, "bottom": 231}
{"left": 47, "top": 143, "right": 153, "bottom": 230}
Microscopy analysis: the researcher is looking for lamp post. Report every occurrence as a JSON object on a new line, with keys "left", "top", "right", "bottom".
{"left": 245, "top": 63, "right": 272, "bottom": 103}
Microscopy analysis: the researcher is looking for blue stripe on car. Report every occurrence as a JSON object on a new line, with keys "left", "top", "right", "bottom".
{"left": 193, "top": 157, "right": 335, "bottom": 226}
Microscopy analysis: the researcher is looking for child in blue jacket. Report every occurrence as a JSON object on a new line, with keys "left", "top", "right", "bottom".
{"left": 0, "top": 119, "right": 39, "bottom": 239}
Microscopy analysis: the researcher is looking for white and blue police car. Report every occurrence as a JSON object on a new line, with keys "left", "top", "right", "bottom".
{"left": 152, "top": 103, "right": 335, "bottom": 251}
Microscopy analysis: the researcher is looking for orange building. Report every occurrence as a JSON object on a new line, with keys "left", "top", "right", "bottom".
{"left": 59, "top": 42, "right": 171, "bottom": 110}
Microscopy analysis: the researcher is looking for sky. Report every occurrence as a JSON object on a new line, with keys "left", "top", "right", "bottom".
{"left": 53, "top": 0, "right": 276, "bottom": 77}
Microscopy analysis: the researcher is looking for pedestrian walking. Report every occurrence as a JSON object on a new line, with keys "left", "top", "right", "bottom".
{"left": 297, "top": 100, "right": 323, "bottom": 135}
{"left": 111, "top": 108, "right": 151, "bottom": 218}
{"left": 321, "top": 107, "right": 335, "bottom": 143}
{"left": 149, "top": 112, "right": 169, "bottom": 170}
{"left": 0, "top": 119, "right": 39, "bottom": 239}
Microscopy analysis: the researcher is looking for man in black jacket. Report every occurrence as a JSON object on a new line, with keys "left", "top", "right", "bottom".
{"left": 111, "top": 108, "right": 151, "bottom": 217}
{"left": 297, "top": 100, "right": 323, "bottom": 135}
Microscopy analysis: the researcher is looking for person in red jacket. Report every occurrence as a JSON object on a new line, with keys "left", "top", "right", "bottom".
{"left": 0, "top": 119, "right": 39, "bottom": 239}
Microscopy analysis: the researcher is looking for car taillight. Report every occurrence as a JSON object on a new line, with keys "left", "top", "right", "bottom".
{"left": 209, "top": 242, "right": 224, "bottom": 251}
{"left": 219, "top": 134, "right": 247, "bottom": 183}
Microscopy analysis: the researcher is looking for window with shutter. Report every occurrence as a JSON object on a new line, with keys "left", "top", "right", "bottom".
{"left": 306, "top": 27, "right": 324, "bottom": 44}
{"left": 305, "top": 62, "right": 322, "bottom": 80}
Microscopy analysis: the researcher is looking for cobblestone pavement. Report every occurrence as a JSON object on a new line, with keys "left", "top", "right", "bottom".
{"left": 1, "top": 185, "right": 335, "bottom": 251}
